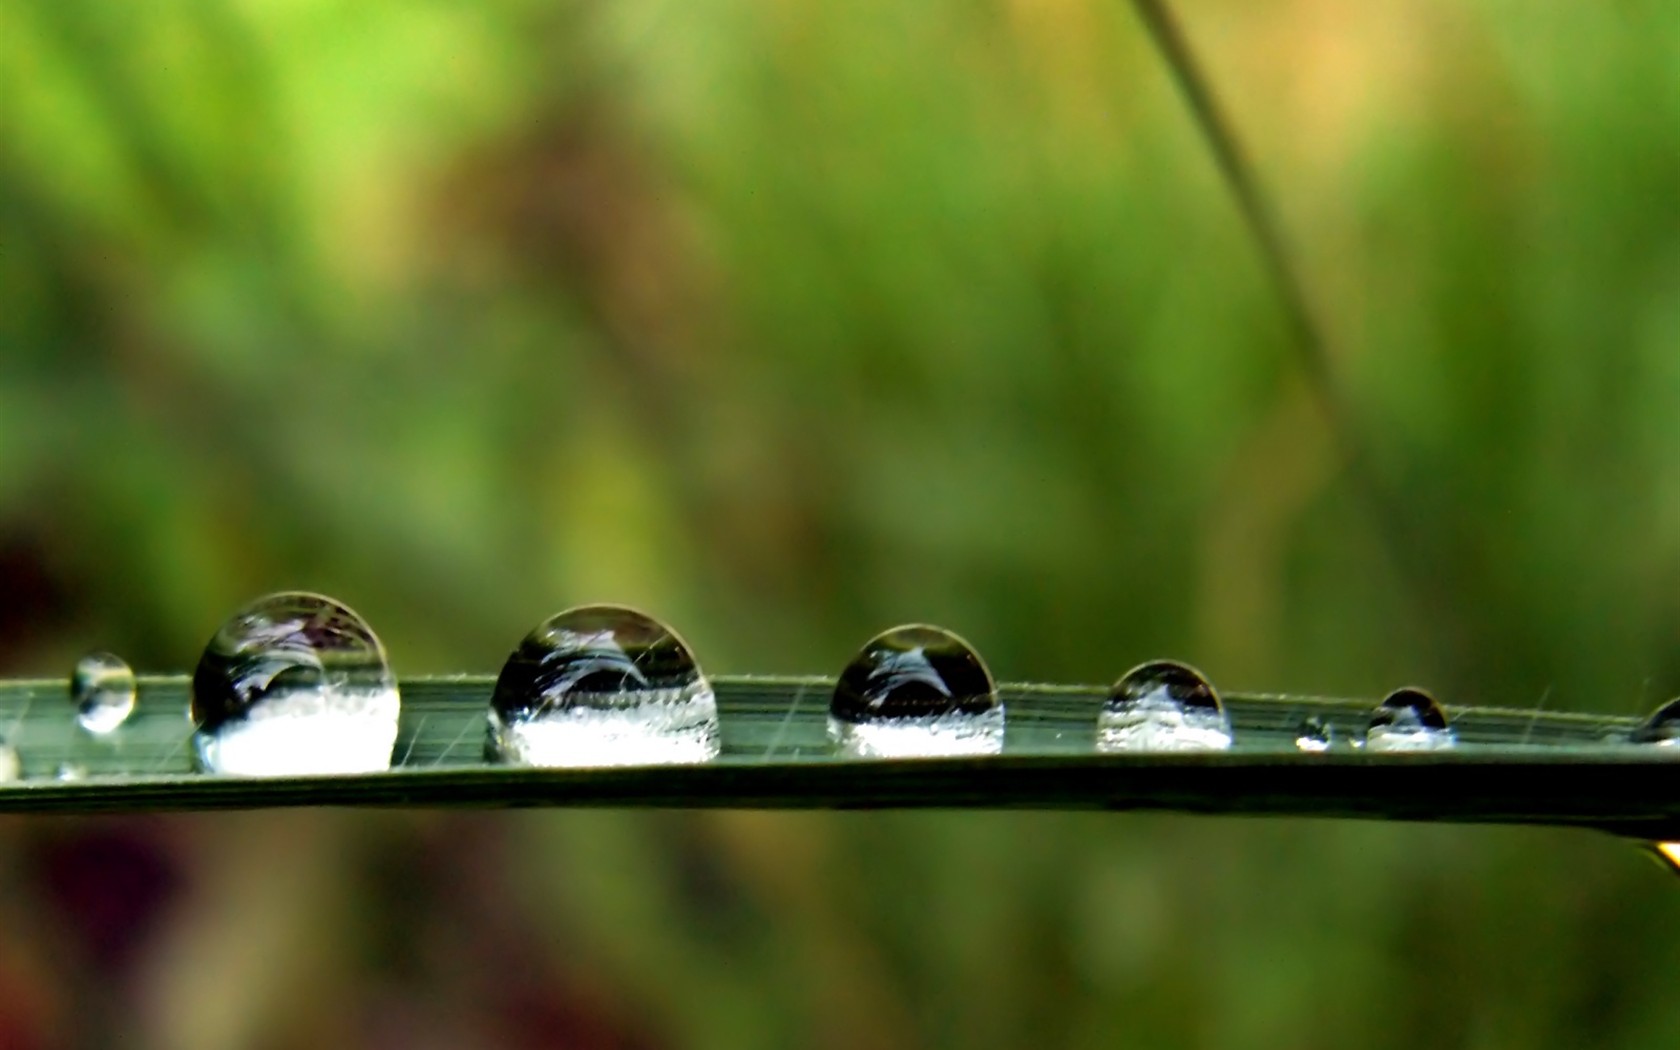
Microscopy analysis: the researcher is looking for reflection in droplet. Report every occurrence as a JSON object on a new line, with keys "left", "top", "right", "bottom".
{"left": 489, "top": 605, "right": 719, "bottom": 767}
{"left": 1650, "top": 842, "right": 1680, "bottom": 877}
{"left": 1097, "top": 661, "right": 1231, "bottom": 752}
{"left": 1633, "top": 699, "right": 1680, "bottom": 746}
{"left": 829, "top": 625, "right": 1002, "bottom": 758}
{"left": 1366, "top": 687, "right": 1455, "bottom": 752}
{"left": 1294, "top": 715, "right": 1334, "bottom": 753}
{"left": 71, "top": 652, "right": 137, "bottom": 735}
{"left": 190, "top": 592, "right": 401, "bottom": 776}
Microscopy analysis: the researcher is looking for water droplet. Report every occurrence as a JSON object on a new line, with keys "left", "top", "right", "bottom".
{"left": 1365, "top": 687, "right": 1455, "bottom": 752}
{"left": 1097, "top": 660, "right": 1231, "bottom": 752}
{"left": 70, "top": 652, "right": 137, "bottom": 735}
{"left": 55, "top": 763, "right": 86, "bottom": 782}
{"left": 829, "top": 624, "right": 1003, "bottom": 758}
{"left": 1649, "top": 842, "right": 1680, "bottom": 876}
{"left": 1633, "top": 699, "right": 1680, "bottom": 745}
{"left": 488, "top": 605, "right": 719, "bottom": 767}
{"left": 0, "top": 743, "right": 18, "bottom": 781}
{"left": 1294, "top": 715, "right": 1334, "bottom": 752}
{"left": 190, "top": 592, "right": 400, "bottom": 776}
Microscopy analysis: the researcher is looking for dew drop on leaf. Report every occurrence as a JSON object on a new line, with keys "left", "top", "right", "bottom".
{"left": 488, "top": 604, "right": 719, "bottom": 767}
{"left": 1632, "top": 698, "right": 1680, "bottom": 746}
{"left": 1365, "top": 687, "right": 1455, "bottom": 752}
{"left": 1648, "top": 842, "right": 1680, "bottom": 877}
{"left": 70, "top": 652, "right": 136, "bottom": 735}
{"left": 828, "top": 624, "right": 1003, "bottom": 758}
{"left": 1294, "top": 715, "right": 1334, "bottom": 752}
{"left": 1097, "top": 660, "right": 1232, "bottom": 753}
{"left": 190, "top": 592, "right": 401, "bottom": 776}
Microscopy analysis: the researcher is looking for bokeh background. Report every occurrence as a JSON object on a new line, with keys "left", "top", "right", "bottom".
{"left": 5, "top": 0, "right": 1680, "bottom": 1046}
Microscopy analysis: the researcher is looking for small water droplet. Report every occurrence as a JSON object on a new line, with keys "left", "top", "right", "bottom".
{"left": 1294, "top": 715, "right": 1334, "bottom": 752}
{"left": 1097, "top": 660, "right": 1231, "bottom": 752}
{"left": 1365, "top": 687, "right": 1455, "bottom": 752}
{"left": 829, "top": 624, "right": 1003, "bottom": 758}
{"left": 190, "top": 592, "right": 400, "bottom": 776}
{"left": 1633, "top": 699, "right": 1680, "bottom": 745}
{"left": 55, "top": 763, "right": 86, "bottom": 782}
{"left": 70, "top": 652, "right": 137, "bottom": 735}
{"left": 488, "top": 605, "right": 719, "bottom": 767}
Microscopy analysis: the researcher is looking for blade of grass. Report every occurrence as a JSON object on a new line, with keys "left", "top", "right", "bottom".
{"left": 0, "top": 676, "right": 1674, "bottom": 840}
{"left": 1129, "top": 0, "right": 1474, "bottom": 677}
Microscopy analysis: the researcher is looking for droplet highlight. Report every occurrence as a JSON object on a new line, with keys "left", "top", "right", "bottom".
{"left": 829, "top": 624, "right": 1003, "bottom": 758}
{"left": 1365, "top": 687, "right": 1455, "bottom": 752}
{"left": 1097, "top": 660, "right": 1232, "bottom": 752}
{"left": 1633, "top": 699, "right": 1680, "bottom": 746}
{"left": 0, "top": 742, "right": 18, "bottom": 782}
{"left": 1649, "top": 842, "right": 1680, "bottom": 877}
{"left": 70, "top": 652, "right": 137, "bottom": 735}
{"left": 190, "top": 592, "right": 401, "bottom": 776}
{"left": 489, "top": 605, "right": 719, "bottom": 767}
{"left": 1294, "top": 715, "right": 1334, "bottom": 752}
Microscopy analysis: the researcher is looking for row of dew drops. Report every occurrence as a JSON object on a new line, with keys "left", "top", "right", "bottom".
{"left": 21, "top": 590, "right": 1680, "bottom": 779}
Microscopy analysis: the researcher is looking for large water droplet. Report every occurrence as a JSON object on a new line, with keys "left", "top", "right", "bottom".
{"left": 488, "top": 605, "right": 719, "bottom": 767}
{"left": 1633, "top": 699, "right": 1680, "bottom": 745}
{"left": 0, "top": 742, "right": 18, "bottom": 781}
{"left": 1365, "top": 687, "right": 1455, "bottom": 752}
{"left": 829, "top": 624, "right": 1003, "bottom": 758}
{"left": 1097, "top": 660, "right": 1232, "bottom": 752}
{"left": 191, "top": 592, "right": 400, "bottom": 776}
{"left": 70, "top": 652, "right": 136, "bottom": 735}
{"left": 1294, "top": 715, "right": 1334, "bottom": 753}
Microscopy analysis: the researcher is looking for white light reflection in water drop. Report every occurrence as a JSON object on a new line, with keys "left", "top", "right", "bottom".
{"left": 1635, "top": 698, "right": 1680, "bottom": 747}
{"left": 191, "top": 592, "right": 400, "bottom": 776}
{"left": 828, "top": 625, "right": 1002, "bottom": 759}
{"left": 1097, "top": 661, "right": 1231, "bottom": 753}
{"left": 488, "top": 605, "right": 719, "bottom": 768}
{"left": 1651, "top": 843, "right": 1680, "bottom": 876}
{"left": 1365, "top": 688, "right": 1455, "bottom": 753}
{"left": 71, "top": 652, "right": 137, "bottom": 735}
{"left": 1294, "top": 716, "right": 1333, "bottom": 753}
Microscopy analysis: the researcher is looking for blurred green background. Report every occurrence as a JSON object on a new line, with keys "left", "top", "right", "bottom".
{"left": 5, "top": 0, "right": 1680, "bottom": 1046}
